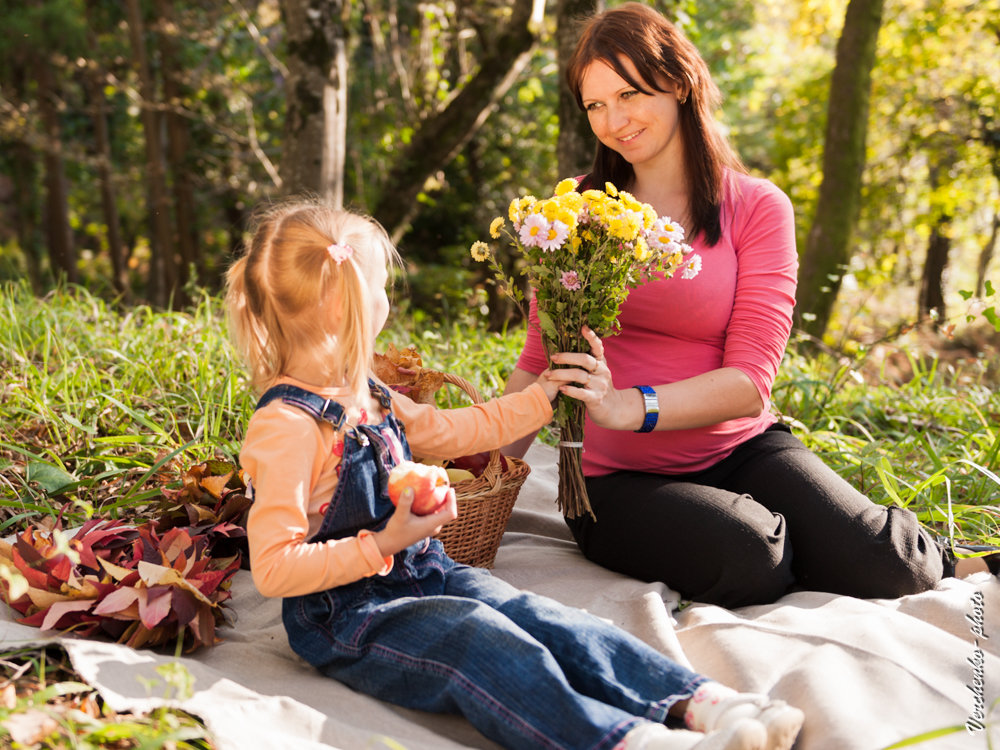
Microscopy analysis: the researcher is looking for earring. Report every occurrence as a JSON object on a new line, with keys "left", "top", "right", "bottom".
{"left": 678, "top": 95, "right": 687, "bottom": 105}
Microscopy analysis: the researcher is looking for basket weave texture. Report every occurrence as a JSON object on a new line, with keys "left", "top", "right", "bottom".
{"left": 434, "top": 372, "right": 531, "bottom": 568}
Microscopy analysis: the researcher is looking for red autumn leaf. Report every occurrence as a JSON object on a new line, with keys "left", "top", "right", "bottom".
{"left": 40, "top": 599, "right": 98, "bottom": 631}
{"left": 92, "top": 587, "right": 141, "bottom": 618}
{"left": 200, "top": 471, "right": 233, "bottom": 500}
{"left": 11, "top": 546, "right": 51, "bottom": 590}
{"left": 170, "top": 587, "right": 200, "bottom": 627}
{"left": 138, "top": 586, "right": 173, "bottom": 630}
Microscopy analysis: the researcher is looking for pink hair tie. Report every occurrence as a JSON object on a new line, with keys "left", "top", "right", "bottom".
{"left": 327, "top": 242, "right": 353, "bottom": 264}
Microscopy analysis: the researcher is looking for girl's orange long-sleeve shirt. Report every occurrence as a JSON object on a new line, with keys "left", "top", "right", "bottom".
{"left": 239, "top": 376, "right": 552, "bottom": 598}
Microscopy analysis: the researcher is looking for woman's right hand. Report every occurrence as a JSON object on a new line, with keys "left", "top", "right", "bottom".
{"left": 372, "top": 486, "right": 458, "bottom": 557}
{"left": 547, "top": 326, "right": 644, "bottom": 431}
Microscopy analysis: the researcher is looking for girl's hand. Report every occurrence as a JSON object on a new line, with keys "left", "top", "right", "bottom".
{"left": 373, "top": 486, "right": 458, "bottom": 557}
{"left": 546, "top": 326, "right": 641, "bottom": 431}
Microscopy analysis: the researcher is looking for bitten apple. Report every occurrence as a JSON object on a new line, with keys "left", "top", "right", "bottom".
{"left": 387, "top": 461, "right": 451, "bottom": 516}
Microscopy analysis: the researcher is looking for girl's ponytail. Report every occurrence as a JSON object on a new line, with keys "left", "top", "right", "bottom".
{"left": 225, "top": 199, "right": 399, "bottom": 398}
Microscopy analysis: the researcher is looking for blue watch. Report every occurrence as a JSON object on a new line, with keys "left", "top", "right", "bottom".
{"left": 632, "top": 385, "right": 659, "bottom": 433}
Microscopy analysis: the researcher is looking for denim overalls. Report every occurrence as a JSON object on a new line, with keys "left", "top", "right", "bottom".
{"left": 253, "top": 382, "right": 706, "bottom": 750}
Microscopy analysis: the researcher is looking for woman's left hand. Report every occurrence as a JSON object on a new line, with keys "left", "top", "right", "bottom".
{"left": 546, "top": 327, "right": 638, "bottom": 431}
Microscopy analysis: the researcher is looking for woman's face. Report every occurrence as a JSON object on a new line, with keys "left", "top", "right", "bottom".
{"left": 579, "top": 55, "right": 683, "bottom": 170}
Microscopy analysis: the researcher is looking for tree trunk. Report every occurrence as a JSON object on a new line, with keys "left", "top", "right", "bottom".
{"left": 280, "top": 0, "right": 349, "bottom": 205}
{"left": 918, "top": 219, "right": 951, "bottom": 324}
{"left": 83, "top": 0, "right": 129, "bottom": 301}
{"left": 35, "top": 57, "right": 78, "bottom": 285}
{"left": 372, "top": 0, "right": 538, "bottom": 240}
{"left": 795, "top": 0, "right": 885, "bottom": 339}
{"left": 125, "top": 0, "right": 175, "bottom": 307}
{"left": 6, "top": 62, "right": 44, "bottom": 293}
{"left": 976, "top": 211, "right": 998, "bottom": 298}
{"left": 154, "top": 0, "right": 198, "bottom": 303}
{"left": 10, "top": 139, "right": 43, "bottom": 293}
{"left": 556, "top": 0, "right": 600, "bottom": 179}
{"left": 83, "top": 66, "right": 130, "bottom": 301}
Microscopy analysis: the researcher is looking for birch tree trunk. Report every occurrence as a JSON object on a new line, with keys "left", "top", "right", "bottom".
{"left": 280, "top": 0, "right": 348, "bottom": 205}
{"left": 556, "top": 0, "right": 600, "bottom": 179}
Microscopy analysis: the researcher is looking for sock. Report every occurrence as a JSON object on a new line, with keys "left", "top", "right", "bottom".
{"left": 618, "top": 722, "right": 701, "bottom": 750}
{"left": 619, "top": 719, "right": 768, "bottom": 750}
{"left": 684, "top": 683, "right": 805, "bottom": 750}
{"left": 684, "top": 682, "right": 743, "bottom": 733}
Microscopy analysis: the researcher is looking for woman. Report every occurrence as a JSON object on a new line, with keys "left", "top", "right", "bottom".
{"left": 503, "top": 2, "right": 994, "bottom": 608}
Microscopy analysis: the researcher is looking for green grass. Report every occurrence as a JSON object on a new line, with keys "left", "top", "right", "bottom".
{"left": 1, "top": 280, "right": 998, "bottom": 746}
{"left": 5, "top": 279, "right": 995, "bottom": 543}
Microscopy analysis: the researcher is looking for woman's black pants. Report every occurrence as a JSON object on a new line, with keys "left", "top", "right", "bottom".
{"left": 565, "top": 424, "right": 947, "bottom": 608}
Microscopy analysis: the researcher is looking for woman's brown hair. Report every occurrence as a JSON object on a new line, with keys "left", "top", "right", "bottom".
{"left": 566, "top": 2, "right": 745, "bottom": 245}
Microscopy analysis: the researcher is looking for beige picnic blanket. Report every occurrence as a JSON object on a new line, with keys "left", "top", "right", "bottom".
{"left": 2, "top": 443, "right": 998, "bottom": 749}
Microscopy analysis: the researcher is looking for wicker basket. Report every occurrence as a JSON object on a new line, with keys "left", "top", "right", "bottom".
{"left": 433, "top": 372, "right": 532, "bottom": 568}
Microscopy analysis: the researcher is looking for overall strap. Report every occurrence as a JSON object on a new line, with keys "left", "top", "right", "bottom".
{"left": 369, "top": 380, "right": 393, "bottom": 410}
{"left": 254, "top": 379, "right": 393, "bottom": 430}
{"left": 254, "top": 384, "right": 348, "bottom": 430}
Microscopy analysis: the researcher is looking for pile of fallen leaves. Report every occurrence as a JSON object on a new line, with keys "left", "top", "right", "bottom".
{"left": 0, "top": 460, "right": 250, "bottom": 652}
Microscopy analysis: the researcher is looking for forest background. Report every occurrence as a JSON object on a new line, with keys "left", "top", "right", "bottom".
{"left": 1, "top": 0, "right": 998, "bottom": 346}
{"left": 1, "top": 1, "right": 999, "bottom": 743}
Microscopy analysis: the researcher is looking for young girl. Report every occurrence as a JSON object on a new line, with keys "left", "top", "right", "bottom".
{"left": 225, "top": 198, "right": 804, "bottom": 750}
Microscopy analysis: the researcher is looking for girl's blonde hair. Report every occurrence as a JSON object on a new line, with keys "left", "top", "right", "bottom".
{"left": 225, "top": 198, "right": 400, "bottom": 400}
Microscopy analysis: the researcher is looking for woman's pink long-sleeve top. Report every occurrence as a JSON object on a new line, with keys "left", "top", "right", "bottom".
{"left": 516, "top": 171, "right": 797, "bottom": 476}
{"left": 240, "top": 376, "right": 552, "bottom": 598}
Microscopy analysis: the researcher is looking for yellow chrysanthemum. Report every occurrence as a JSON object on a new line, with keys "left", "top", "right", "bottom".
{"left": 555, "top": 178, "right": 579, "bottom": 196}
{"left": 539, "top": 199, "right": 562, "bottom": 222}
{"left": 641, "top": 204, "right": 657, "bottom": 229}
{"left": 634, "top": 236, "right": 651, "bottom": 262}
{"left": 489, "top": 217, "right": 504, "bottom": 238}
{"left": 608, "top": 217, "right": 633, "bottom": 241}
{"left": 508, "top": 196, "right": 536, "bottom": 223}
{"left": 618, "top": 191, "right": 640, "bottom": 211}
{"left": 470, "top": 241, "right": 490, "bottom": 262}
{"left": 556, "top": 191, "right": 584, "bottom": 214}
{"left": 554, "top": 207, "right": 578, "bottom": 228}
{"left": 605, "top": 182, "right": 619, "bottom": 197}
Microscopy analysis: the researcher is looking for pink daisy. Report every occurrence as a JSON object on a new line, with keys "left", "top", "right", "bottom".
{"left": 560, "top": 270, "right": 582, "bottom": 291}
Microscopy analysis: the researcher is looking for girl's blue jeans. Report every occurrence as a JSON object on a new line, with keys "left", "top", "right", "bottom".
{"left": 256, "top": 383, "right": 706, "bottom": 750}
{"left": 285, "top": 562, "right": 705, "bottom": 750}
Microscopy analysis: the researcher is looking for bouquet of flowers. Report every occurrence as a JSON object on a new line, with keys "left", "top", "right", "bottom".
{"left": 470, "top": 177, "right": 701, "bottom": 519}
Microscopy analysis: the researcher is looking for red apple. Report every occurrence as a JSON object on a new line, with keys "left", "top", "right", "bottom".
{"left": 447, "top": 451, "right": 507, "bottom": 477}
{"left": 387, "top": 461, "right": 451, "bottom": 516}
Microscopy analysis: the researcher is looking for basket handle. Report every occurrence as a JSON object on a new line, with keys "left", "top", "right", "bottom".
{"left": 438, "top": 372, "right": 504, "bottom": 490}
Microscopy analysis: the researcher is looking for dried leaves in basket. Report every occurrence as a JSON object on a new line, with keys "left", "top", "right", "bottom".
{"left": 373, "top": 343, "right": 444, "bottom": 404}
{"left": 0, "top": 461, "right": 250, "bottom": 651}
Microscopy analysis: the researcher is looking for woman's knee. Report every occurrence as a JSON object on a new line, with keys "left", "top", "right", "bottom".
{"left": 694, "top": 521, "right": 795, "bottom": 607}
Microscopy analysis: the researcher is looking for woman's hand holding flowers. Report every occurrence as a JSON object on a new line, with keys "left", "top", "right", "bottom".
{"left": 547, "top": 326, "right": 640, "bottom": 432}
